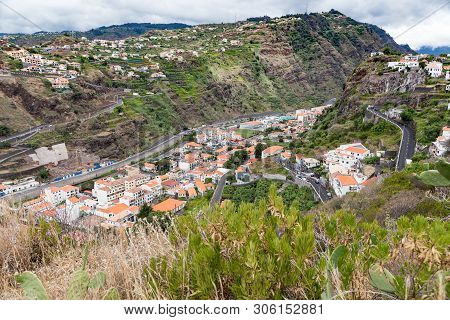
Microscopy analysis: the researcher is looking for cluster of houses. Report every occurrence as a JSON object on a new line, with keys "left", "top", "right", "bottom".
{"left": 21, "top": 161, "right": 219, "bottom": 228}
{"left": 387, "top": 54, "right": 421, "bottom": 71}
{"left": 387, "top": 54, "right": 450, "bottom": 80}
{"left": 0, "top": 177, "right": 39, "bottom": 198}
{"left": 17, "top": 104, "right": 335, "bottom": 228}
{"left": 0, "top": 18, "right": 256, "bottom": 87}
{"left": 4, "top": 48, "right": 80, "bottom": 88}
{"left": 324, "top": 143, "right": 378, "bottom": 197}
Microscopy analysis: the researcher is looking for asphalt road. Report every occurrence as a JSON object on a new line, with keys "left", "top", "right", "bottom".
{"left": 0, "top": 125, "right": 51, "bottom": 143}
{"left": 0, "top": 97, "right": 122, "bottom": 145}
{"left": 3, "top": 101, "right": 337, "bottom": 203}
{"left": 209, "top": 171, "right": 231, "bottom": 208}
{"left": 279, "top": 160, "right": 331, "bottom": 203}
{"left": 4, "top": 132, "right": 186, "bottom": 202}
{"left": 367, "top": 106, "right": 416, "bottom": 171}
{"left": 0, "top": 147, "right": 32, "bottom": 164}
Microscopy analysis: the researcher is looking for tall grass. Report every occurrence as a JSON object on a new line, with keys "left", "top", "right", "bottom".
{"left": 0, "top": 201, "right": 173, "bottom": 299}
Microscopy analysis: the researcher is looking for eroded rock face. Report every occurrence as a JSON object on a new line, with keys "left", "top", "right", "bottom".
{"left": 337, "top": 57, "right": 426, "bottom": 118}
{"left": 0, "top": 77, "right": 108, "bottom": 124}
{"left": 78, "top": 118, "right": 148, "bottom": 159}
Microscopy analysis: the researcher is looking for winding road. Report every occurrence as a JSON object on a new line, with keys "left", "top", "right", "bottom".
{"left": 278, "top": 159, "right": 331, "bottom": 203}
{"left": 367, "top": 105, "right": 416, "bottom": 171}
{"left": 4, "top": 107, "right": 302, "bottom": 203}
{"left": 209, "top": 171, "right": 232, "bottom": 208}
{"left": 4, "top": 132, "right": 187, "bottom": 202}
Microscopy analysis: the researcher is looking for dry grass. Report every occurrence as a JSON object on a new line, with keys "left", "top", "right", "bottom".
{"left": 0, "top": 201, "right": 173, "bottom": 300}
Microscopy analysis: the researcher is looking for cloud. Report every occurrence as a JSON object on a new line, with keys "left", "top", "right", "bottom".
{"left": 0, "top": 0, "right": 449, "bottom": 49}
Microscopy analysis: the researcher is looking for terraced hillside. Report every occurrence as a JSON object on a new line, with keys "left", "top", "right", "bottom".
{"left": 0, "top": 10, "right": 410, "bottom": 160}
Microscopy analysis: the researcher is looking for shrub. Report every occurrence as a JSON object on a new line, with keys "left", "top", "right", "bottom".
{"left": 0, "top": 125, "right": 11, "bottom": 137}
{"left": 145, "top": 185, "right": 449, "bottom": 299}
{"left": 16, "top": 245, "right": 120, "bottom": 300}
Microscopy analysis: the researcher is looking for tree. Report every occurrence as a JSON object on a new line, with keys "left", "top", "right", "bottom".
{"left": 182, "top": 131, "right": 196, "bottom": 142}
{"left": 138, "top": 203, "right": 152, "bottom": 220}
{"left": 80, "top": 181, "right": 94, "bottom": 191}
{"left": 0, "top": 125, "right": 11, "bottom": 137}
{"left": 0, "top": 141, "right": 11, "bottom": 149}
{"left": 37, "top": 169, "right": 50, "bottom": 182}
{"left": 156, "top": 159, "right": 171, "bottom": 174}
{"left": 138, "top": 203, "right": 172, "bottom": 232}
{"left": 224, "top": 150, "right": 249, "bottom": 169}
{"left": 363, "top": 156, "right": 380, "bottom": 165}
{"left": 400, "top": 108, "right": 414, "bottom": 122}
{"left": 255, "top": 143, "right": 264, "bottom": 159}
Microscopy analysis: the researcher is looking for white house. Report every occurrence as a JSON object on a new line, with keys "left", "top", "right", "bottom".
{"left": 60, "top": 197, "right": 81, "bottom": 223}
{"left": 324, "top": 143, "right": 371, "bottom": 170}
{"left": 331, "top": 173, "right": 376, "bottom": 197}
{"left": 0, "top": 177, "right": 39, "bottom": 195}
{"left": 303, "top": 158, "right": 321, "bottom": 169}
{"left": 425, "top": 61, "right": 443, "bottom": 77}
{"left": 262, "top": 146, "right": 284, "bottom": 159}
{"left": 43, "top": 185, "right": 79, "bottom": 205}
{"left": 430, "top": 126, "right": 449, "bottom": 157}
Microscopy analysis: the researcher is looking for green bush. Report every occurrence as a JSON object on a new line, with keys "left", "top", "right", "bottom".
{"left": 0, "top": 125, "right": 11, "bottom": 137}
{"left": 145, "top": 185, "right": 449, "bottom": 299}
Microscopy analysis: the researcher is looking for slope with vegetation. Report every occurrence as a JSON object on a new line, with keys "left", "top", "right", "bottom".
{"left": 290, "top": 52, "right": 449, "bottom": 158}
{"left": 1, "top": 10, "right": 410, "bottom": 161}
{"left": 1, "top": 162, "right": 448, "bottom": 300}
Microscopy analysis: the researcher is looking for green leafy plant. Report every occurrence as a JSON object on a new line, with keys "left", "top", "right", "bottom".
{"left": 369, "top": 264, "right": 396, "bottom": 294}
{"left": 418, "top": 161, "right": 450, "bottom": 187}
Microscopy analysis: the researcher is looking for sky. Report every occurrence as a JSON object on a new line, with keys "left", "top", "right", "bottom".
{"left": 0, "top": 0, "right": 449, "bottom": 49}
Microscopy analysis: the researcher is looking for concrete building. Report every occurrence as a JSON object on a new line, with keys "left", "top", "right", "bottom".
{"left": 29, "top": 143, "right": 69, "bottom": 166}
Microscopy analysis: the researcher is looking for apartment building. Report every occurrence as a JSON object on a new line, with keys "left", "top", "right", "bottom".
{"left": 43, "top": 185, "right": 79, "bottom": 205}
{"left": 325, "top": 143, "right": 371, "bottom": 169}
{"left": 425, "top": 61, "right": 443, "bottom": 77}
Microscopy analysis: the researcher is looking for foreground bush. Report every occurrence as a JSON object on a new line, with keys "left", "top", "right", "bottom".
{"left": 146, "top": 185, "right": 449, "bottom": 300}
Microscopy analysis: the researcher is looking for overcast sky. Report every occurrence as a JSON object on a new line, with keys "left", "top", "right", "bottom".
{"left": 0, "top": 0, "right": 449, "bottom": 49}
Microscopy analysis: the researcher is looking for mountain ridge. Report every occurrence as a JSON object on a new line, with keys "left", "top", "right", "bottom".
{"left": 1, "top": 11, "right": 413, "bottom": 162}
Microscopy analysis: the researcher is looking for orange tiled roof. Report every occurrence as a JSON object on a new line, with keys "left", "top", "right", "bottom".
{"left": 345, "top": 146, "right": 368, "bottom": 154}
{"left": 105, "top": 203, "right": 129, "bottom": 215}
{"left": 362, "top": 176, "right": 378, "bottom": 187}
{"left": 263, "top": 146, "right": 283, "bottom": 155}
{"left": 188, "top": 188, "right": 197, "bottom": 197}
{"left": 145, "top": 180, "right": 160, "bottom": 188}
{"left": 195, "top": 180, "right": 207, "bottom": 192}
{"left": 336, "top": 174, "right": 357, "bottom": 186}
{"left": 67, "top": 197, "right": 80, "bottom": 203}
{"left": 152, "top": 198, "right": 185, "bottom": 212}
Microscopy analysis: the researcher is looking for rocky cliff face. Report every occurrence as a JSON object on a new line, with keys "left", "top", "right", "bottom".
{"left": 337, "top": 55, "right": 426, "bottom": 118}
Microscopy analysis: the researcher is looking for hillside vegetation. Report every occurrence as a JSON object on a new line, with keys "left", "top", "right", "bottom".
{"left": 291, "top": 54, "right": 449, "bottom": 157}
{"left": 0, "top": 11, "right": 409, "bottom": 160}
{"left": 1, "top": 169, "right": 448, "bottom": 300}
